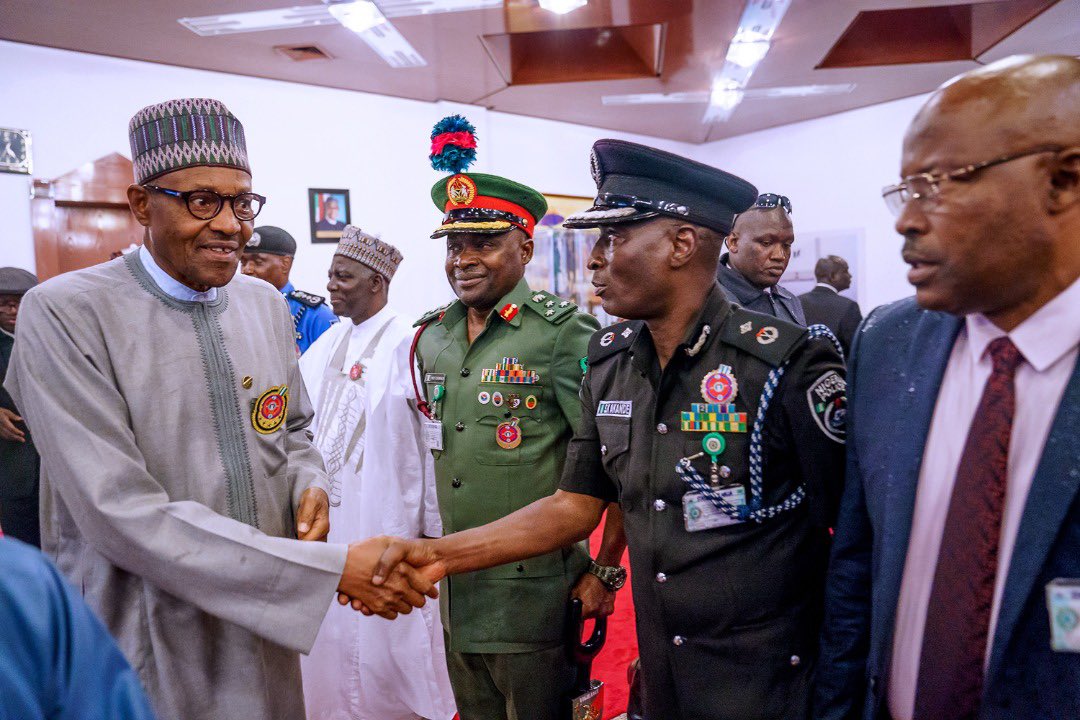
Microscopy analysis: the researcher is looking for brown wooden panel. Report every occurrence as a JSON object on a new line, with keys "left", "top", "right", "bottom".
{"left": 818, "top": 0, "right": 1061, "bottom": 69}
{"left": 49, "top": 152, "right": 134, "bottom": 204}
{"left": 484, "top": 22, "right": 663, "bottom": 85}
{"left": 51, "top": 205, "right": 143, "bottom": 276}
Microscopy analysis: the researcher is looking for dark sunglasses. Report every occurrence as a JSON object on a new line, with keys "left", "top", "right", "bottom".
{"left": 754, "top": 193, "right": 792, "bottom": 214}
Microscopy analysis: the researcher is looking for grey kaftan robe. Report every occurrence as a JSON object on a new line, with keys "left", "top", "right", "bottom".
{"left": 4, "top": 253, "right": 349, "bottom": 720}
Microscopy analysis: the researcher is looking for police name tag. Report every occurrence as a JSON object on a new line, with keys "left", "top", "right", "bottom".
{"left": 422, "top": 419, "right": 444, "bottom": 452}
{"left": 683, "top": 485, "right": 746, "bottom": 532}
{"left": 597, "top": 400, "right": 632, "bottom": 418}
{"left": 1046, "top": 579, "right": 1080, "bottom": 652}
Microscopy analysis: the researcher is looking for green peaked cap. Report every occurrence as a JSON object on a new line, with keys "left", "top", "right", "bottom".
{"left": 430, "top": 172, "right": 548, "bottom": 239}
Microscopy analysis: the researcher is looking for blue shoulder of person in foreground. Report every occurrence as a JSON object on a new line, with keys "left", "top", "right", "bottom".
{"left": 0, "top": 536, "right": 157, "bottom": 720}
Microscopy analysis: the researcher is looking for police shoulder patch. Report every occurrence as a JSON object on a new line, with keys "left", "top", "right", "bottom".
{"left": 525, "top": 292, "right": 578, "bottom": 325}
{"left": 806, "top": 370, "right": 847, "bottom": 444}
{"left": 588, "top": 320, "right": 641, "bottom": 363}
{"left": 719, "top": 306, "right": 806, "bottom": 367}
{"left": 413, "top": 301, "right": 453, "bottom": 327}
{"left": 287, "top": 290, "right": 326, "bottom": 308}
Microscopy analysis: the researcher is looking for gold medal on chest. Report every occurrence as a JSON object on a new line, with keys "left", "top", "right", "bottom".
{"left": 252, "top": 385, "right": 289, "bottom": 434}
{"left": 496, "top": 418, "right": 521, "bottom": 450}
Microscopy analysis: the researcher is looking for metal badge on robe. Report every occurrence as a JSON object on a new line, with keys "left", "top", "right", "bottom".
{"left": 252, "top": 385, "right": 288, "bottom": 434}
{"left": 349, "top": 361, "right": 364, "bottom": 381}
{"left": 496, "top": 417, "right": 521, "bottom": 449}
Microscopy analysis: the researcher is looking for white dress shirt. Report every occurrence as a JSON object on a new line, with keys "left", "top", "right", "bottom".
{"left": 138, "top": 245, "right": 218, "bottom": 302}
{"left": 889, "top": 277, "right": 1080, "bottom": 720}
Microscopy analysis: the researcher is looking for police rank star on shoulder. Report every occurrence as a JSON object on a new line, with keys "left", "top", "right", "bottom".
{"left": 241, "top": 224, "right": 338, "bottom": 354}
{"left": 365, "top": 139, "right": 849, "bottom": 720}
{"left": 2, "top": 97, "right": 436, "bottom": 720}
{"left": 298, "top": 226, "right": 456, "bottom": 720}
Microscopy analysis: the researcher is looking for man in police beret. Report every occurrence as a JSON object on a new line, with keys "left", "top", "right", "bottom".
{"left": 241, "top": 225, "right": 337, "bottom": 353}
{"left": 403, "top": 123, "right": 605, "bottom": 719}
{"left": 367, "top": 140, "right": 848, "bottom": 720}
{"left": 0, "top": 267, "right": 40, "bottom": 546}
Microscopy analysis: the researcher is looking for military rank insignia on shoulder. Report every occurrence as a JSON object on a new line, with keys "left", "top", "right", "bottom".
{"left": 588, "top": 320, "right": 641, "bottom": 363}
{"left": 719, "top": 306, "right": 806, "bottom": 367}
{"left": 287, "top": 290, "right": 326, "bottom": 308}
{"left": 525, "top": 291, "right": 578, "bottom": 324}
{"left": 414, "top": 301, "right": 453, "bottom": 327}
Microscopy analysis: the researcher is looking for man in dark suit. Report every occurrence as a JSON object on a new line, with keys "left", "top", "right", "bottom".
{"left": 814, "top": 55, "right": 1080, "bottom": 720}
{"left": 799, "top": 255, "right": 862, "bottom": 356}
{"left": 716, "top": 193, "right": 806, "bottom": 324}
{"left": 0, "top": 267, "right": 40, "bottom": 546}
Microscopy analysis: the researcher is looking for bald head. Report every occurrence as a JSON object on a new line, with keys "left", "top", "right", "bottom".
{"left": 909, "top": 54, "right": 1080, "bottom": 154}
{"left": 895, "top": 54, "right": 1080, "bottom": 330}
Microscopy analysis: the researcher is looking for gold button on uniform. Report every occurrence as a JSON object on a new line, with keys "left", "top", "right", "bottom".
{"left": 241, "top": 376, "right": 253, "bottom": 389}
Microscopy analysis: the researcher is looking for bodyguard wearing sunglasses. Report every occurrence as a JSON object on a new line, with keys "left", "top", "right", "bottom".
{"left": 816, "top": 55, "right": 1080, "bottom": 720}
{"left": 3, "top": 98, "right": 437, "bottom": 720}
{"left": 716, "top": 193, "right": 806, "bottom": 325}
{"left": 716, "top": 193, "right": 806, "bottom": 324}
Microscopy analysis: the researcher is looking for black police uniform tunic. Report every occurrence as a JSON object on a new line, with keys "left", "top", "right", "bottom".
{"left": 560, "top": 284, "right": 846, "bottom": 720}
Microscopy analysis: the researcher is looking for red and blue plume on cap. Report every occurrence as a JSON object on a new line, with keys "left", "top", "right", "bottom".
{"left": 429, "top": 115, "right": 477, "bottom": 174}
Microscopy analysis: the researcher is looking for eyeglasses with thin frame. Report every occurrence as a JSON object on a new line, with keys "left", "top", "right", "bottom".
{"left": 143, "top": 185, "right": 267, "bottom": 222}
{"left": 881, "top": 145, "right": 1062, "bottom": 217}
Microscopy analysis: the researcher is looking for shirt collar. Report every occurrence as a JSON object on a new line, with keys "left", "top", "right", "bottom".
{"left": 816, "top": 282, "right": 839, "bottom": 293}
{"left": 351, "top": 303, "right": 394, "bottom": 332}
{"left": 629, "top": 283, "right": 732, "bottom": 375}
{"left": 0, "top": 327, "right": 13, "bottom": 340}
{"left": 281, "top": 281, "right": 295, "bottom": 296}
{"left": 965, "top": 275, "right": 1080, "bottom": 372}
{"left": 718, "top": 253, "right": 794, "bottom": 302}
{"left": 138, "top": 246, "right": 219, "bottom": 303}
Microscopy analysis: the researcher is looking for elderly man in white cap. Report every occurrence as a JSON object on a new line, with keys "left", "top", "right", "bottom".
{"left": 300, "top": 225, "right": 456, "bottom": 720}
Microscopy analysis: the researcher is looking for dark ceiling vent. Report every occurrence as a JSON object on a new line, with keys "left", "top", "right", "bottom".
{"left": 274, "top": 44, "right": 334, "bottom": 62}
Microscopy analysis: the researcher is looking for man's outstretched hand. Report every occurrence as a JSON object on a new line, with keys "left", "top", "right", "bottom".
{"left": 338, "top": 537, "right": 447, "bottom": 616}
{"left": 336, "top": 537, "right": 440, "bottom": 620}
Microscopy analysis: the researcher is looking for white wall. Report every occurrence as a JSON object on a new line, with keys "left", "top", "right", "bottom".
{"left": 0, "top": 39, "right": 924, "bottom": 317}
{"left": 0, "top": 41, "right": 687, "bottom": 319}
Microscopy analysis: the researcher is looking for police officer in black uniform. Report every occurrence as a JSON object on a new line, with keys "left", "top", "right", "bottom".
{"left": 369, "top": 140, "right": 847, "bottom": 720}
{"left": 240, "top": 225, "right": 337, "bottom": 353}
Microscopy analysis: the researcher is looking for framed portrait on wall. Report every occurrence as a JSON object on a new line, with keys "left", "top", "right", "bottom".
{"left": 308, "top": 188, "right": 350, "bottom": 243}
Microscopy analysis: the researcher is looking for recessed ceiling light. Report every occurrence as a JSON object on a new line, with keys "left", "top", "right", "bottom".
{"left": 538, "top": 0, "right": 588, "bottom": 15}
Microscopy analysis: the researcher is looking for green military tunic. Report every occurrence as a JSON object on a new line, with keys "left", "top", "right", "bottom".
{"left": 414, "top": 277, "right": 599, "bottom": 654}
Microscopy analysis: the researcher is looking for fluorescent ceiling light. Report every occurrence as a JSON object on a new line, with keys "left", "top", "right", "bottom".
{"left": 326, "top": 1, "right": 386, "bottom": 33}
{"left": 744, "top": 83, "right": 855, "bottom": 99}
{"left": 538, "top": 0, "right": 588, "bottom": 15}
{"left": 602, "top": 91, "right": 709, "bottom": 106}
{"left": 725, "top": 39, "right": 770, "bottom": 69}
{"left": 179, "top": 6, "right": 338, "bottom": 36}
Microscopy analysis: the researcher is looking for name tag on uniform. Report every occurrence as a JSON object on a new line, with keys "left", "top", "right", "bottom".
{"left": 1046, "top": 579, "right": 1080, "bottom": 652}
{"left": 425, "top": 372, "right": 446, "bottom": 385}
{"left": 683, "top": 486, "right": 746, "bottom": 532}
{"left": 597, "top": 400, "right": 632, "bottom": 418}
{"left": 422, "top": 420, "right": 444, "bottom": 452}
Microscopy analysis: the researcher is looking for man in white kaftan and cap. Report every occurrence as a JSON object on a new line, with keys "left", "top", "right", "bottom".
{"left": 300, "top": 225, "right": 457, "bottom": 720}
{"left": 2, "top": 98, "right": 437, "bottom": 720}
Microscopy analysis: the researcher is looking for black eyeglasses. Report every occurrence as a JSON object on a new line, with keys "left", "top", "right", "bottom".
{"left": 754, "top": 193, "right": 792, "bottom": 214}
{"left": 144, "top": 185, "right": 266, "bottom": 222}
{"left": 881, "top": 145, "right": 1062, "bottom": 217}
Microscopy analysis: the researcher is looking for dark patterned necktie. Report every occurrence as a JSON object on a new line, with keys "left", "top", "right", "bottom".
{"left": 913, "top": 336, "right": 1024, "bottom": 720}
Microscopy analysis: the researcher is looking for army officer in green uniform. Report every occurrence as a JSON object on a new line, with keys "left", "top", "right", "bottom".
{"left": 411, "top": 117, "right": 600, "bottom": 720}
{"left": 372, "top": 140, "right": 848, "bottom": 720}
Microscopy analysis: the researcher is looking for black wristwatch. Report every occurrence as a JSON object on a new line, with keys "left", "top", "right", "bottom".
{"left": 588, "top": 561, "right": 627, "bottom": 591}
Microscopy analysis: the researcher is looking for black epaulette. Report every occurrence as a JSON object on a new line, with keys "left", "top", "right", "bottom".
{"left": 588, "top": 320, "right": 643, "bottom": 364}
{"left": 524, "top": 290, "right": 578, "bottom": 325}
{"left": 718, "top": 306, "right": 807, "bottom": 367}
{"left": 287, "top": 290, "right": 326, "bottom": 308}
{"left": 413, "top": 301, "right": 453, "bottom": 328}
